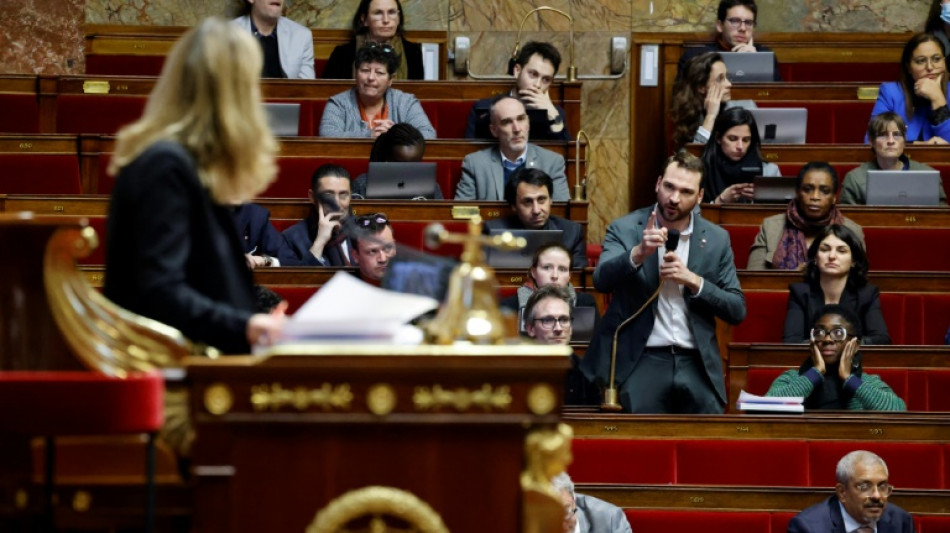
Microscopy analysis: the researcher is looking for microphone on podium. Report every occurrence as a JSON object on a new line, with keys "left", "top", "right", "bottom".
{"left": 600, "top": 227, "right": 680, "bottom": 411}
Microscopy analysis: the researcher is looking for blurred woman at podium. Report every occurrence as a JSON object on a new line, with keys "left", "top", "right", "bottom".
{"left": 104, "top": 18, "right": 286, "bottom": 354}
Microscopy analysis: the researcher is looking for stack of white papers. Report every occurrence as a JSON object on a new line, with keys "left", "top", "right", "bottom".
{"left": 280, "top": 272, "right": 439, "bottom": 343}
{"left": 736, "top": 390, "right": 804, "bottom": 413}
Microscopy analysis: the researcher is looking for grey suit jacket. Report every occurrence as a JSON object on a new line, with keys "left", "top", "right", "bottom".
{"left": 318, "top": 87, "right": 436, "bottom": 139}
{"left": 576, "top": 494, "right": 632, "bottom": 533}
{"left": 454, "top": 143, "right": 569, "bottom": 201}
{"left": 787, "top": 496, "right": 914, "bottom": 533}
{"left": 746, "top": 213, "right": 865, "bottom": 270}
{"left": 233, "top": 16, "right": 315, "bottom": 79}
{"left": 579, "top": 205, "right": 746, "bottom": 406}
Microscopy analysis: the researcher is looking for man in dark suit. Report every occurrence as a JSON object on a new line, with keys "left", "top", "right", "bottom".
{"left": 465, "top": 41, "right": 570, "bottom": 141}
{"left": 483, "top": 167, "right": 585, "bottom": 267}
{"left": 675, "top": 0, "right": 781, "bottom": 82}
{"left": 788, "top": 450, "right": 915, "bottom": 533}
{"left": 553, "top": 472, "right": 632, "bottom": 533}
{"left": 580, "top": 151, "right": 745, "bottom": 413}
{"left": 454, "top": 96, "right": 569, "bottom": 202}
{"left": 233, "top": 202, "right": 301, "bottom": 267}
{"left": 282, "top": 164, "right": 354, "bottom": 266}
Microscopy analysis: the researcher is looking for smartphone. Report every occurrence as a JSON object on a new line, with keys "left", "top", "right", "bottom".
{"left": 316, "top": 191, "right": 341, "bottom": 218}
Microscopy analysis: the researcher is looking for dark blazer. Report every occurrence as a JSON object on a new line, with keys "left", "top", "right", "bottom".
{"left": 104, "top": 141, "right": 255, "bottom": 354}
{"left": 783, "top": 282, "right": 891, "bottom": 345}
{"left": 233, "top": 203, "right": 302, "bottom": 265}
{"left": 484, "top": 214, "right": 586, "bottom": 267}
{"left": 464, "top": 96, "right": 571, "bottom": 141}
{"left": 321, "top": 37, "right": 424, "bottom": 80}
{"left": 676, "top": 42, "right": 782, "bottom": 82}
{"left": 576, "top": 493, "right": 633, "bottom": 533}
{"left": 787, "top": 496, "right": 914, "bottom": 533}
{"left": 281, "top": 215, "right": 351, "bottom": 267}
{"left": 579, "top": 205, "right": 746, "bottom": 406}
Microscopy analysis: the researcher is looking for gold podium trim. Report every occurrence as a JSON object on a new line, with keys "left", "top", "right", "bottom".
{"left": 306, "top": 486, "right": 449, "bottom": 533}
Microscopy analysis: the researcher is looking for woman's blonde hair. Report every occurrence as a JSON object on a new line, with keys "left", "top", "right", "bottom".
{"left": 108, "top": 18, "right": 277, "bottom": 204}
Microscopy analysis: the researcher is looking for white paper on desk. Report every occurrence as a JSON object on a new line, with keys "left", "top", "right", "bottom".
{"left": 737, "top": 390, "right": 804, "bottom": 405}
{"left": 283, "top": 271, "right": 439, "bottom": 340}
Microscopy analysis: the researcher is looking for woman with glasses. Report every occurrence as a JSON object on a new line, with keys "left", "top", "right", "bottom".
{"left": 767, "top": 304, "right": 904, "bottom": 411}
{"left": 782, "top": 225, "right": 890, "bottom": 345}
{"left": 700, "top": 107, "right": 780, "bottom": 204}
{"left": 322, "top": 0, "right": 423, "bottom": 80}
{"left": 104, "top": 19, "right": 285, "bottom": 354}
{"left": 747, "top": 162, "right": 865, "bottom": 270}
{"left": 670, "top": 52, "right": 755, "bottom": 149}
{"left": 500, "top": 243, "right": 598, "bottom": 329}
{"left": 319, "top": 43, "right": 435, "bottom": 139}
{"left": 867, "top": 33, "right": 950, "bottom": 145}
{"left": 842, "top": 112, "right": 947, "bottom": 204}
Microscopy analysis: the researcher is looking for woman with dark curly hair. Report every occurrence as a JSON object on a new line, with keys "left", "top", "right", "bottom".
{"left": 782, "top": 224, "right": 890, "bottom": 345}
{"left": 670, "top": 52, "right": 741, "bottom": 148}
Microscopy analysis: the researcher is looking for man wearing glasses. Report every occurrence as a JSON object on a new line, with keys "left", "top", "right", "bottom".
{"left": 349, "top": 212, "right": 396, "bottom": 284}
{"left": 675, "top": 0, "right": 782, "bottom": 82}
{"left": 765, "top": 305, "right": 905, "bottom": 411}
{"left": 788, "top": 450, "right": 914, "bottom": 533}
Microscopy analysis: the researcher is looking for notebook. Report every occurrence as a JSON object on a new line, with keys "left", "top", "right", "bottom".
{"left": 365, "top": 162, "right": 438, "bottom": 200}
{"left": 720, "top": 51, "right": 776, "bottom": 83}
{"left": 749, "top": 108, "right": 808, "bottom": 144}
{"left": 753, "top": 176, "right": 798, "bottom": 203}
{"left": 865, "top": 170, "right": 942, "bottom": 206}
{"left": 484, "top": 229, "right": 564, "bottom": 269}
{"left": 263, "top": 102, "right": 301, "bottom": 137}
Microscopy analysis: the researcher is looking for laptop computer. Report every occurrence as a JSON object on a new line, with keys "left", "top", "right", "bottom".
{"left": 484, "top": 229, "right": 564, "bottom": 269}
{"left": 866, "top": 170, "right": 942, "bottom": 206}
{"left": 365, "top": 162, "right": 438, "bottom": 200}
{"left": 719, "top": 52, "right": 776, "bottom": 83}
{"left": 753, "top": 176, "right": 798, "bottom": 203}
{"left": 749, "top": 108, "right": 808, "bottom": 144}
{"left": 263, "top": 102, "right": 301, "bottom": 137}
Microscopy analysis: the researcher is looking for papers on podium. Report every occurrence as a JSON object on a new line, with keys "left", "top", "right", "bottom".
{"left": 281, "top": 271, "right": 439, "bottom": 343}
{"left": 736, "top": 390, "right": 805, "bottom": 413}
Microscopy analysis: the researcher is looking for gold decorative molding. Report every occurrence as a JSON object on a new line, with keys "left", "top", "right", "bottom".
{"left": 521, "top": 423, "right": 574, "bottom": 497}
{"left": 82, "top": 80, "right": 110, "bottom": 94}
{"left": 203, "top": 383, "right": 234, "bottom": 416}
{"left": 72, "top": 490, "right": 92, "bottom": 512}
{"left": 306, "top": 486, "right": 449, "bottom": 533}
{"left": 526, "top": 384, "right": 556, "bottom": 416}
{"left": 14, "top": 488, "right": 27, "bottom": 510}
{"left": 250, "top": 383, "right": 353, "bottom": 412}
{"left": 413, "top": 384, "right": 511, "bottom": 412}
{"left": 366, "top": 384, "right": 397, "bottom": 416}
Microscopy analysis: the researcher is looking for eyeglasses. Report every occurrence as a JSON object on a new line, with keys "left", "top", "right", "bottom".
{"left": 809, "top": 327, "right": 850, "bottom": 342}
{"left": 533, "top": 316, "right": 573, "bottom": 330}
{"left": 724, "top": 17, "right": 756, "bottom": 28}
{"left": 355, "top": 212, "right": 389, "bottom": 228}
{"left": 854, "top": 481, "right": 893, "bottom": 497}
{"left": 363, "top": 41, "right": 394, "bottom": 54}
{"left": 911, "top": 54, "right": 945, "bottom": 68}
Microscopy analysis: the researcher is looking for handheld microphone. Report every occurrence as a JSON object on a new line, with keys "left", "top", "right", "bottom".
{"left": 665, "top": 229, "right": 681, "bottom": 253}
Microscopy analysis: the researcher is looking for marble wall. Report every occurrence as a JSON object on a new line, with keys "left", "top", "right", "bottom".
{"left": 0, "top": 0, "right": 934, "bottom": 240}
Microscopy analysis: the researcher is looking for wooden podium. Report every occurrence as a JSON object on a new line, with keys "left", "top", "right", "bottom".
{"left": 186, "top": 345, "right": 572, "bottom": 533}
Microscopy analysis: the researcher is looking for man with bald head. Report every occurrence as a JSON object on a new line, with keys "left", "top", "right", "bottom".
{"left": 788, "top": 450, "right": 914, "bottom": 533}
{"left": 454, "top": 95, "right": 569, "bottom": 202}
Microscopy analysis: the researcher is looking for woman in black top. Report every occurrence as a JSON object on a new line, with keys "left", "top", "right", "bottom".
{"left": 322, "top": 0, "right": 424, "bottom": 80}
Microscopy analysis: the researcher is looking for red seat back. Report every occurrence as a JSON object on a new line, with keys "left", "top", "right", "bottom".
{"left": 0, "top": 154, "right": 81, "bottom": 194}
{"left": 85, "top": 55, "right": 167, "bottom": 76}
{"left": 0, "top": 94, "right": 40, "bottom": 133}
{"left": 56, "top": 95, "right": 147, "bottom": 134}
{"left": 624, "top": 510, "right": 772, "bottom": 533}
{"left": 569, "top": 439, "right": 676, "bottom": 484}
{"left": 731, "top": 292, "right": 788, "bottom": 343}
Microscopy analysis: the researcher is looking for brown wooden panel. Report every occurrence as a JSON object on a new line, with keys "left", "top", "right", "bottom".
{"left": 737, "top": 271, "right": 950, "bottom": 292}
{"left": 702, "top": 204, "right": 950, "bottom": 228}
{"left": 727, "top": 344, "right": 950, "bottom": 370}
{"left": 730, "top": 83, "right": 878, "bottom": 101}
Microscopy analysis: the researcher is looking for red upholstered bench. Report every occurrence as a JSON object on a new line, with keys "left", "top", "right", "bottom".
{"left": 391, "top": 220, "right": 466, "bottom": 258}
{"left": 420, "top": 101, "right": 476, "bottom": 139}
{"left": 85, "top": 55, "right": 167, "bottom": 76}
{"left": 676, "top": 440, "right": 809, "bottom": 486}
{"left": 570, "top": 439, "right": 676, "bottom": 484}
{"left": 0, "top": 93, "right": 40, "bottom": 133}
{"left": 757, "top": 101, "right": 875, "bottom": 144}
{"left": 722, "top": 224, "right": 759, "bottom": 268}
{"left": 624, "top": 510, "right": 772, "bottom": 533}
{"left": 0, "top": 154, "right": 82, "bottom": 194}
{"left": 863, "top": 228, "right": 950, "bottom": 271}
{"left": 731, "top": 291, "right": 788, "bottom": 343}
{"left": 778, "top": 62, "right": 899, "bottom": 83}
{"left": 55, "top": 95, "right": 147, "bottom": 134}
{"left": 808, "top": 441, "right": 945, "bottom": 489}
{"left": 269, "top": 286, "right": 319, "bottom": 315}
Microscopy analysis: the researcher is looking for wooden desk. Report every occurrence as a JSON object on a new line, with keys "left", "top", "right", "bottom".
{"left": 701, "top": 204, "right": 950, "bottom": 228}
{"left": 186, "top": 349, "right": 570, "bottom": 533}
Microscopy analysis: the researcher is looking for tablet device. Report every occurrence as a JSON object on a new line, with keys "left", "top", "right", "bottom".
{"left": 719, "top": 51, "right": 776, "bottom": 83}
{"left": 263, "top": 102, "right": 301, "bottom": 137}
{"left": 753, "top": 176, "right": 798, "bottom": 203}
{"left": 485, "top": 229, "right": 564, "bottom": 269}
{"left": 365, "top": 162, "right": 438, "bottom": 200}
{"left": 866, "top": 170, "right": 941, "bottom": 206}
{"left": 749, "top": 108, "right": 808, "bottom": 144}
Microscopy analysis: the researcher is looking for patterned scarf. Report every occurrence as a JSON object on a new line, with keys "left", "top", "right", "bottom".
{"left": 770, "top": 200, "right": 845, "bottom": 270}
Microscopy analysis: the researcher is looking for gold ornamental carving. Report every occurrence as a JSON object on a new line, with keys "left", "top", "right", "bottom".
{"left": 367, "top": 384, "right": 397, "bottom": 416}
{"left": 251, "top": 383, "right": 353, "bottom": 412}
{"left": 14, "top": 488, "right": 27, "bottom": 510}
{"left": 526, "top": 384, "right": 556, "bottom": 415}
{"left": 72, "top": 490, "right": 92, "bottom": 512}
{"left": 413, "top": 384, "right": 511, "bottom": 412}
{"left": 203, "top": 383, "right": 234, "bottom": 416}
{"left": 306, "top": 486, "right": 449, "bottom": 533}
{"left": 522, "top": 424, "right": 574, "bottom": 533}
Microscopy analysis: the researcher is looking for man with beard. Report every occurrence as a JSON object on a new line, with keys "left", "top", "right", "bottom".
{"left": 788, "top": 450, "right": 914, "bottom": 533}
{"left": 580, "top": 151, "right": 745, "bottom": 414}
